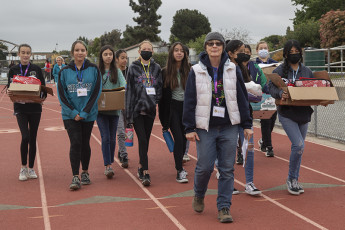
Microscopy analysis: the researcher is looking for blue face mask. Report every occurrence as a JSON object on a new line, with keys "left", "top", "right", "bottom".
{"left": 258, "top": 49, "right": 269, "bottom": 59}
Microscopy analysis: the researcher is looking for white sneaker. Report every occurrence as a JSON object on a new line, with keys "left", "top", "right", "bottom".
{"left": 176, "top": 170, "right": 188, "bottom": 183}
{"left": 19, "top": 167, "right": 28, "bottom": 181}
{"left": 245, "top": 182, "right": 261, "bottom": 196}
{"left": 28, "top": 169, "right": 38, "bottom": 179}
{"left": 183, "top": 154, "right": 190, "bottom": 163}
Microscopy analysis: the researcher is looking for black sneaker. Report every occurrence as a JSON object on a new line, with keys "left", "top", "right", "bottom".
{"left": 236, "top": 153, "right": 243, "bottom": 165}
{"left": 232, "top": 188, "right": 240, "bottom": 195}
{"left": 286, "top": 178, "right": 300, "bottom": 195}
{"left": 137, "top": 168, "right": 144, "bottom": 180}
{"left": 69, "top": 176, "right": 81, "bottom": 191}
{"left": 176, "top": 170, "right": 188, "bottom": 183}
{"left": 258, "top": 139, "right": 267, "bottom": 152}
{"left": 142, "top": 174, "right": 151, "bottom": 186}
{"left": 297, "top": 181, "right": 304, "bottom": 194}
{"left": 218, "top": 207, "right": 233, "bottom": 223}
{"left": 119, "top": 156, "right": 129, "bottom": 168}
{"left": 81, "top": 172, "right": 91, "bottom": 185}
{"left": 265, "top": 146, "right": 274, "bottom": 157}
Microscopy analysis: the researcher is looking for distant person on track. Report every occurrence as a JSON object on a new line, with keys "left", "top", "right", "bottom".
{"left": 269, "top": 39, "right": 314, "bottom": 195}
{"left": 115, "top": 49, "right": 129, "bottom": 168}
{"left": 52, "top": 56, "right": 66, "bottom": 86}
{"left": 125, "top": 40, "right": 163, "bottom": 187}
{"left": 44, "top": 59, "right": 51, "bottom": 82}
{"left": 183, "top": 32, "right": 252, "bottom": 223}
{"left": 159, "top": 42, "right": 190, "bottom": 183}
{"left": 97, "top": 45, "right": 126, "bottom": 179}
{"left": 57, "top": 40, "right": 101, "bottom": 191}
{"left": 255, "top": 41, "right": 278, "bottom": 157}
{"left": 7, "top": 44, "right": 47, "bottom": 181}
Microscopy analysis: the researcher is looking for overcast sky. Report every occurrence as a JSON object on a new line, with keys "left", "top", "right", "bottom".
{"left": 0, "top": 0, "right": 298, "bottom": 52}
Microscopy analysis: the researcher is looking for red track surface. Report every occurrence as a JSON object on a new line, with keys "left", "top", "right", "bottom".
{"left": 1, "top": 84, "right": 344, "bottom": 230}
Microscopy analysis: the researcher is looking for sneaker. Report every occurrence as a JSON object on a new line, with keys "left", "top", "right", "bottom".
{"left": 258, "top": 138, "right": 266, "bottom": 152}
{"left": 182, "top": 168, "right": 188, "bottom": 176}
{"left": 183, "top": 154, "right": 190, "bottom": 163}
{"left": 142, "top": 174, "right": 151, "bottom": 186}
{"left": 192, "top": 196, "right": 204, "bottom": 213}
{"left": 236, "top": 153, "right": 243, "bottom": 165}
{"left": 28, "top": 169, "right": 38, "bottom": 179}
{"left": 81, "top": 172, "right": 91, "bottom": 185}
{"left": 265, "top": 146, "right": 274, "bottom": 157}
{"left": 119, "top": 155, "right": 129, "bottom": 168}
{"left": 286, "top": 178, "right": 300, "bottom": 195}
{"left": 69, "top": 176, "right": 81, "bottom": 191}
{"left": 137, "top": 168, "right": 144, "bottom": 181}
{"left": 245, "top": 182, "right": 261, "bottom": 196}
{"left": 232, "top": 188, "right": 240, "bottom": 195}
{"left": 104, "top": 167, "right": 114, "bottom": 179}
{"left": 297, "top": 181, "right": 304, "bottom": 194}
{"left": 216, "top": 171, "right": 220, "bottom": 180}
{"left": 218, "top": 207, "right": 233, "bottom": 223}
{"left": 19, "top": 167, "right": 28, "bottom": 181}
{"left": 176, "top": 170, "right": 188, "bottom": 183}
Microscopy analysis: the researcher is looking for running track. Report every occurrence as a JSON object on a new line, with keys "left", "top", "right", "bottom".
{"left": 0, "top": 84, "right": 344, "bottom": 230}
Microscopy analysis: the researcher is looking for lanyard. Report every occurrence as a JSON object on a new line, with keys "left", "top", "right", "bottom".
{"left": 75, "top": 61, "right": 85, "bottom": 82}
{"left": 141, "top": 61, "right": 151, "bottom": 86}
{"left": 19, "top": 63, "right": 30, "bottom": 77}
{"left": 212, "top": 67, "right": 220, "bottom": 106}
{"left": 292, "top": 66, "right": 299, "bottom": 83}
{"left": 103, "top": 70, "right": 110, "bottom": 86}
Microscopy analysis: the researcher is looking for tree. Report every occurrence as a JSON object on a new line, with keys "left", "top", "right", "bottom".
{"left": 319, "top": 10, "right": 345, "bottom": 48}
{"left": 260, "top": 35, "right": 285, "bottom": 51}
{"left": 76, "top": 36, "right": 89, "bottom": 45}
{"left": 100, "top": 29, "right": 122, "bottom": 48}
{"left": 285, "top": 18, "right": 321, "bottom": 47}
{"left": 0, "top": 42, "right": 8, "bottom": 60}
{"left": 291, "top": 0, "right": 345, "bottom": 24}
{"left": 187, "top": 34, "right": 206, "bottom": 56}
{"left": 170, "top": 9, "right": 211, "bottom": 44}
{"left": 120, "top": 0, "right": 162, "bottom": 48}
{"left": 88, "top": 37, "right": 101, "bottom": 57}
{"left": 219, "top": 28, "right": 252, "bottom": 44}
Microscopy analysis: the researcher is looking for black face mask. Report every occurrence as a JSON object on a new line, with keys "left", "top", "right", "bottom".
{"left": 287, "top": 53, "right": 301, "bottom": 64}
{"left": 235, "top": 53, "right": 247, "bottom": 63}
{"left": 140, "top": 51, "right": 152, "bottom": 61}
{"left": 243, "top": 54, "right": 251, "bottom": 62}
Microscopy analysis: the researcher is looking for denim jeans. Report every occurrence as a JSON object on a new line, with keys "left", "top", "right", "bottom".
{"left": 117, "top": 110, "right": 127, "bottom": 158}
{"left": 238, "top": 126, "right": 254, "bottom": 184}
{"left": 194, "top": 125, "right": 238, "bottom": 211}
{"left": 278, "top": 114, "right": 308, "bottom": 180}
{"left": 97, "top": 114, "right": 119, "bottom": 166}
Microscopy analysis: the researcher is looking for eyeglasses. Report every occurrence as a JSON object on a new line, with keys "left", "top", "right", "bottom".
{"left": 206, "top": 42, "right": 223, "bottom": 47}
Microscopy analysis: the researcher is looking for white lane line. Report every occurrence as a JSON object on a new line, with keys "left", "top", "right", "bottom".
{"left": 0, "top": 106, "right": 14, "bottom": 112}
{"left": 151, "top": 134, "right": 328, "bottom": 230}
{"left": 91, "top": 133, "right": 186, "bottom": 230}
{"left": 36, "top": 141, "right": 51, "bottom": 230}
{"left": 254, "top": 148, "right": 345, "bottom": 184}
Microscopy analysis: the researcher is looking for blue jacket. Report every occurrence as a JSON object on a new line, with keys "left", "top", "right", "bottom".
{"left": 183, "top": 51, "right": 252, "bottom": 133}
{"left": 255, "top": 57, "right": 278, "bottom": 64}
{"left": 57, "top": 59, "right": 102, "bottom": 122}
{"left": 52, "top": 63, "right": 66, "bottom": 83}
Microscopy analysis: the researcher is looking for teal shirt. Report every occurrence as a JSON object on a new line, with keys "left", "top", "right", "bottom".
{"left": 99, "top": 69, "right": 126, "bottom": 116}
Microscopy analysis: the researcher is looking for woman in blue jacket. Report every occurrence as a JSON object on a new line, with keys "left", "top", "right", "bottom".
{"left": 57, "top": 40, "right": 102, "bottom": 191}
{"left": 97, "top": 45, "right": 126, "bottom": 179}
{"left": 52, "top": 56, "right": 66, "bottom": 86}
{"left": 268, "top": 40, "right": 314, "bottom": 196}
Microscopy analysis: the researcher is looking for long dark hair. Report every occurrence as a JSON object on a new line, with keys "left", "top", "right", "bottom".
{"left": 99, "top": 45, "right": 118, "bottom": 84}
{"left": 226, "top": 40, "right": 251, "bottom": 83}
{"left": 282, "top": 39, "right": 303, "bottom": 78}
{"left": 115, "top": 49, "right": 127, "bottom": 59}
{"left": 164, "top": 42, "right": 190, "bottom": 90}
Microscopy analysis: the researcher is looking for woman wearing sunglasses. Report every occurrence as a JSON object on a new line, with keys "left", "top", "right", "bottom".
{"left": 183, "top": 32, "right": 252, "bottom": 223}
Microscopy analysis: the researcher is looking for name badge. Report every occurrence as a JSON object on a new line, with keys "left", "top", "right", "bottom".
{"left": 212, "top": 106, "right": 225, "bottom": 118}
{"left": 77, "top": 88, "right": 87, "bottom": 97}
{"left": 146, "top": 87, "right": 156, "bottom": 95}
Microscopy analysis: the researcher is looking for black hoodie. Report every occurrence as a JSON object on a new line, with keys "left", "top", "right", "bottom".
{"left": 125, "top": 59, "right": 163, "bottom": 123}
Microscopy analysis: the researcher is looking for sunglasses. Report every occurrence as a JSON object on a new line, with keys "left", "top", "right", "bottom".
{"left": 206, "top": 42, "right": 223, "bottom": 47}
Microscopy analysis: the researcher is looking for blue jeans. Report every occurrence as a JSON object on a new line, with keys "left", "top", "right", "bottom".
{"left": 194, "top": 125, "right": 238, "bottom": 211}
{"left": 238, "top": 127, "right": 254, "bottom": 184}
{"left": 278, "top": 114, "right": 308, "bottom": 180}
{"left": 97, "top": 114, "right": 119, "bottom": 166}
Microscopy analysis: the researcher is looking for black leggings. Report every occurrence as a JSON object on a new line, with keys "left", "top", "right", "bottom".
{"left": 63, "top": 119, "right": 94, "bottom": 175}
{"left": 170, "top": 100, "right": 186, "bottom": 171}
{"left": 133, "top": 114, "right": 154, "bottom": 171}
{"left": 260, "top": 111, "right": 277, "bottom": 148}
{"left": 16, "top": 113, "right": 41, "bottom": 168}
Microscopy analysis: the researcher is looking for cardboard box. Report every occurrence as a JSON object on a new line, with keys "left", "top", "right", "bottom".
{"left": 98, "top": 87, "right": 125, "bottom": 111}
{"left": 266, "top": 71, "right": 339, "bottom": 106}
{"left": 253, "top": 110, "right": 276, "bottom": 119}
{"left": 258, "top": 63, "right": 280, "bottom": 76}
{"left": 8, "top": 83, "right": 54, "bottom": 103}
